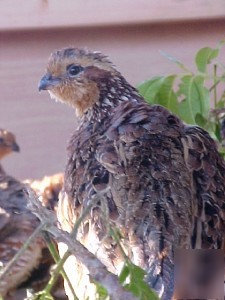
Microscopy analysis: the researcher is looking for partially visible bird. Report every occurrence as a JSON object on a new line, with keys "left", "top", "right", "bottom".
{"left": 0, "top": 173, "right": 46, "bottom": 296}
{"left": 0, "top": 129, "right": 66, "bottom": 299}
{"left": 22, "top": 172, "right": 66, "bottom": 299}
{"left": 0, "top": 128, "right": 20, "bottom": 174}
{"left": 39, "top": 48, "right": 225, "bottom": 300}
{"left": 24, "top": 172, "right": 64, "bottom": 212}
{"left": 0, "top": 140, "right": 44, "bottom": 298}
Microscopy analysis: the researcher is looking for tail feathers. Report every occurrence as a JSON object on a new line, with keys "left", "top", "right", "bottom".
{"left": 146, "top": 256, "right": 174, "bottom": 300}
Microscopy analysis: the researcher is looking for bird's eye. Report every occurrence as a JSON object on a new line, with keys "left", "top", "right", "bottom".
{"left": 67, "top": 64, "right": 83, "bottom": 77}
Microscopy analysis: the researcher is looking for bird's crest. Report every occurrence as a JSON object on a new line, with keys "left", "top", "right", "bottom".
{"left": 47, "top": 47, "right": 118, "bottom": 75}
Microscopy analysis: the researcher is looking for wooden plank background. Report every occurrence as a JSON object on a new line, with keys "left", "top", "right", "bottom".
{"left": 1, "top": 0, "right": 225, "bottom": 31}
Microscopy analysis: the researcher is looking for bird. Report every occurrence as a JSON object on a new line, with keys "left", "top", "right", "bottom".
{"left": 0, "top": 173, "right": 45, "bottom": 298}
{"left": 0, "top": 130, "right": 44, "bottom": 298}
{"left": 39, "top": 47, "right": 225, "bottom": 300}
{"left": 0, "top": 129, "right": 65, "bottom": 299}
{"left": 0, "top": 128, "right": 20, "bottom": 174}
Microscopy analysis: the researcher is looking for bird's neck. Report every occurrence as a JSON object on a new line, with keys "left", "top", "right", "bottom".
{"left": 80, "top": 75, "right": 144, "bottom": 126}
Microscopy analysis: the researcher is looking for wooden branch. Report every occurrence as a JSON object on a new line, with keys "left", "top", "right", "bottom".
{"left": 26, "top": 187, "right": 137, "bottom": 300}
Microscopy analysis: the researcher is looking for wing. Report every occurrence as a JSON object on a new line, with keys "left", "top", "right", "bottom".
{"left": 96, "top": 101, "right": 196, "bottom": 298}
{"left": 182, "top": 125, "right": 225, "bottom": 249}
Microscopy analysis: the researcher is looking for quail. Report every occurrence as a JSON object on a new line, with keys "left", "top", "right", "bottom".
{"left": 39, "top": 48, "right": 225, "bottom": 299}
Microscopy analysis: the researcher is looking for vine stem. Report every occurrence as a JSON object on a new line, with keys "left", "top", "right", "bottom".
{"left": 43, "top": 233, "right": 78, "bottom": 299}
{"left": 213, "top": 64, "right": 217, "bottom": 107}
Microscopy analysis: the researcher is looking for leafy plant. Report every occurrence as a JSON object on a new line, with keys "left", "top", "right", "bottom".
{"left": 119, "top": 263, "right": 158, "bottom": 300}
{"left": 138, "top": 41, "right": 225, "bottom": 150}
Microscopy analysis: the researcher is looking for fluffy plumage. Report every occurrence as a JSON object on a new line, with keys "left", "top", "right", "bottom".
{"left": 24, "top": 172, "right": 64, "bottom": 212}
{"left": 39, "top": 47, "right": 225, "bottom": 299}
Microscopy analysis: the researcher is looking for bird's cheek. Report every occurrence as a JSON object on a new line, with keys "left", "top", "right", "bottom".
{"left": 38, "top": 74, "right": 62, "bottom": 91}
{"left": 49, "top": 85, "right": 79, "bottom": 107}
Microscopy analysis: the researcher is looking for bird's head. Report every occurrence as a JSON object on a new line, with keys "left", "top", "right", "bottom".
{"left": 0, "top": 129, "right": 20, "bottom": 160}
{"left": 39, "top": 48, "right": 120, "bottom": 116}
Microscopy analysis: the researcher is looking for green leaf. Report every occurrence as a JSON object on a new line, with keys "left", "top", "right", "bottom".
{"left": 215, "top": 122, "right": 222, "bottom": 141}
{"left": 216, "top": 91, "right": 225, "bottom": 108}
{"left": 195, "top": 81, "right": 210, "bottom": 119}
{"left": 138, "top": 76, "right": 165, "bottom": 104}
{"left": 157, "top": 75, "right": 179, "bottom": 114}
{"left": 195, "top": 47, "right": 219, "bottom": 73}
{"left": 178, "top": 99, "right": 195, "bottom": 124}
{"left": 204, "top": 121, "right": 217, "bottom": 141}
{"left": 119, "top": 264, "right": 130, "bottom": 284}
{"left": 129, "top": 264, "right": 146, "bottom": 280}
{"left": 138, "top": 75, "right": 179, "bottom": 115}
{"left": 119, "top": 262, "right": 159, "bottom": 300}
{"left": 92, "top": 280, "right": 109, "bottom": 300}
{"left": 177, "top": 75, "right": 210, "bottom": 125}
{"left": 195, "top": 113, "right": 207, "bottom": 127}
{"left": 216, "top": 99, "right": 225, "bottom": 109}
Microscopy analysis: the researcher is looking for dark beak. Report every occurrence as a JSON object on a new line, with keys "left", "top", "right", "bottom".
{"left": 12, "top": 142, "right": 20, "bottom": 152}
{"left": 38, "top": 74, "right": 61, "bottom": 92}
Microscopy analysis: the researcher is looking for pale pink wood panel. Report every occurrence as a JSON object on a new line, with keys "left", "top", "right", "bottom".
{"left": 1, "top": 21, "right": 225, "bottom": 180}
{"left": 1, "top": 0, "right": 225, "bottom": 31}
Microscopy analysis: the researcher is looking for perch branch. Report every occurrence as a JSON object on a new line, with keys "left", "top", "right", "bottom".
{"left": 27, "top": 187, "right": 137, "bottom": 300}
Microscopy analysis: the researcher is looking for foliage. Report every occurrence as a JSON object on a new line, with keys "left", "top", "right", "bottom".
{"left": 94, "top": 227, "right": 159, "bottom": 300}
{"left": 138, "top": 40, "right": 225, "bottom": 153}
{"left": 118, "top": 263, "right": 158, "bottom": 300}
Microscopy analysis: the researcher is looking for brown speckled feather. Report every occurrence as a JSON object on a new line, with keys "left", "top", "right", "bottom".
{"left": 0, "top": 130, "right": 66, "bottom": 299}
{"left": 182, "top": 126, "right": 225, "bottom": 249}
{"left": 40, "top": 48, "right": 225, "bottom": 300}
{"left": 0, "top": 174, "right": 43, "bottom": 297}
{"left": 0, "top": 129, "right": 44, "bottom": 297}
{"left": 63, "top": 101, "right": 195, "bottom": 298}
